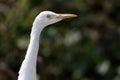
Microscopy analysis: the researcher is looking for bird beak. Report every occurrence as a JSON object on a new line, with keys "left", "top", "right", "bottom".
{"left": 56, "top": 14, "right": 78, "bottom": 19}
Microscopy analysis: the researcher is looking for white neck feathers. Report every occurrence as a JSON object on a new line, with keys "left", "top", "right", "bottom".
{"left": 18, "top": 21, "right": 44, "bottom": 80}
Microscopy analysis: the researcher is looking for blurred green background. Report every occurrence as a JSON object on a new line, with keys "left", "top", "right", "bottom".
{"left": 0, "top": 0, "right": 120, "bottom": 80}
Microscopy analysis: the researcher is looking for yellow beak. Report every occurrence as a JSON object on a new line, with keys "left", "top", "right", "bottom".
{"left": 57, "top": 14, "right": 78, "bottom": 19}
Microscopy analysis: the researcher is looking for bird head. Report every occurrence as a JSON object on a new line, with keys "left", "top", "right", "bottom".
{"left": 34, "top": 11, "right": 77, "bottom": 27}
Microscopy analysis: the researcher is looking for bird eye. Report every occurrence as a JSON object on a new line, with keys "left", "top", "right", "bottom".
{"left": 47, "top": 15, "right": 51, "bottom": 19}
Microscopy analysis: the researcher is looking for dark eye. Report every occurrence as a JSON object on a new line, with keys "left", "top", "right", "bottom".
{"left": 47, "top": 15, "right": 51, "bottom": 18}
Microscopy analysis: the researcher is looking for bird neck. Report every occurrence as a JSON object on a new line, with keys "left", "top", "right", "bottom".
{"left": 18, "top": 22, "right": 44, "bottom": 80}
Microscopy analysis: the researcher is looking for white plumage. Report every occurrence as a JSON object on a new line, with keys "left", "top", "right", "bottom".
{"left": 18, "top": 11, "right": 77, "bottom": 80}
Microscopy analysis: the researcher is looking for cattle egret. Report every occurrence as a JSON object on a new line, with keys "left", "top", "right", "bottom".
{"left": 18, "top": 11, "right": 77, "bottom": 80}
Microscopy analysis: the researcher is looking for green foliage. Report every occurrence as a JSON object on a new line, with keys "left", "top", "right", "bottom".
{"left": 0, "top": 0, "right": 120, "bottom": 80}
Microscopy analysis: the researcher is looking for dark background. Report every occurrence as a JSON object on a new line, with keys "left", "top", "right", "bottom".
{"left": 0, "top": 0, "right": 120, "bottom": 80}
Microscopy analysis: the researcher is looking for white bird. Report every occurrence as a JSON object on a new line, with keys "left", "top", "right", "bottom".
{"left": 18, "top": 11, "right": 77, "bottom": 80}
